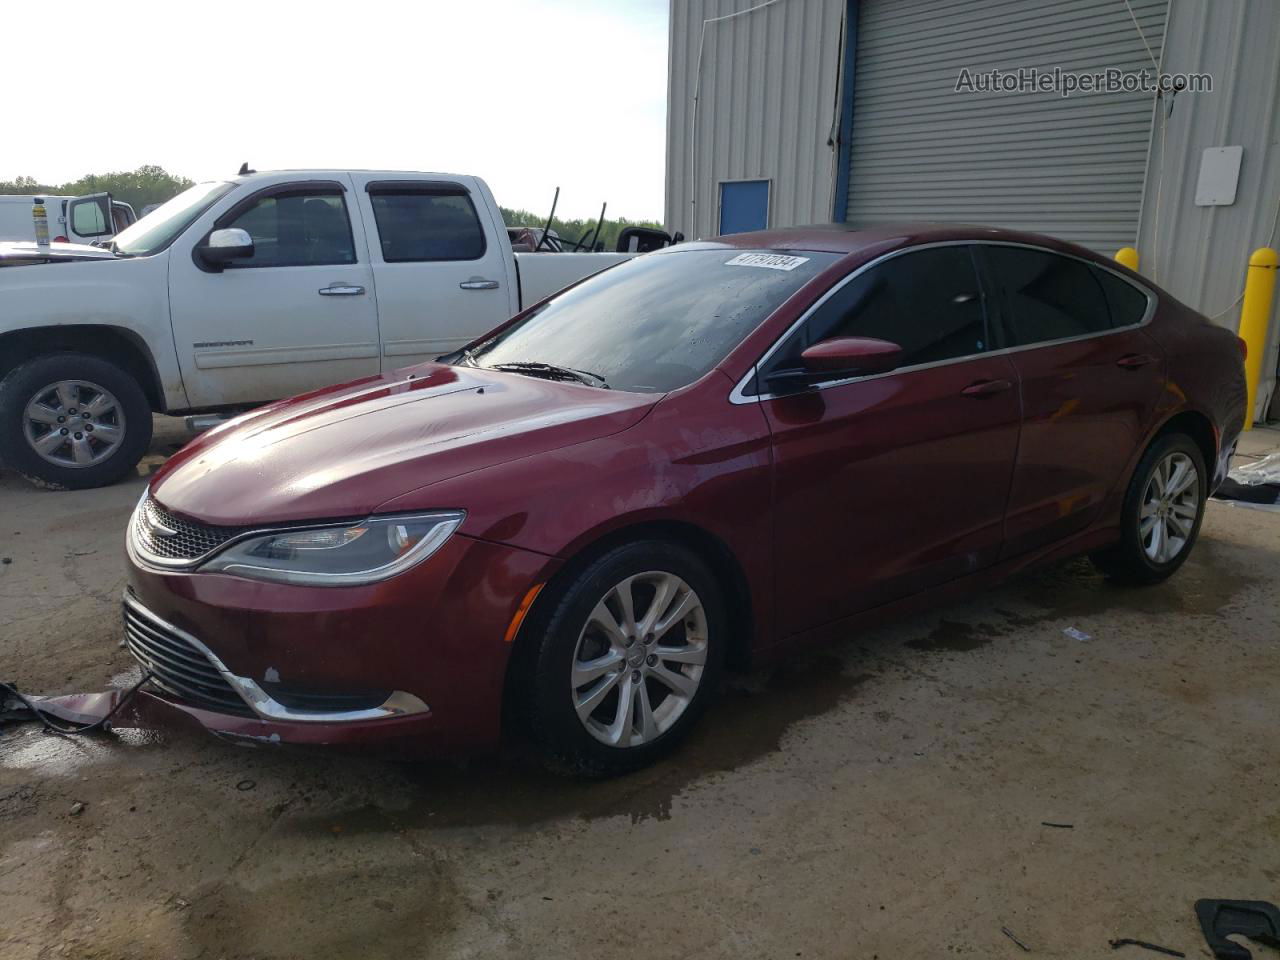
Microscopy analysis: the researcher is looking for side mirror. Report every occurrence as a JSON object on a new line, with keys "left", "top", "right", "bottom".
{"left": 765, "top": 336, "right": 904, "bottom": 393}
{"left": 198, "top": 228, "right": 254, "bottom": 271}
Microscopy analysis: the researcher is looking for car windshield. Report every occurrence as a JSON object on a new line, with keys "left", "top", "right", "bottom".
{"left": 112, "top": 180, "right": 237, "bottom": 257}
{"left": 465, "top": 248, "right": 839, "bottom": 393}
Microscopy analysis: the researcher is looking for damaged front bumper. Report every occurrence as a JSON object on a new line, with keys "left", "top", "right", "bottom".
{"left": 123, "top": 591, "right": 430, "bottom": 724}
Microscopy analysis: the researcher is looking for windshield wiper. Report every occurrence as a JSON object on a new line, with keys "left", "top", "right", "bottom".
{"left": 488, "top": 361, "right": 609, "bottom": 389}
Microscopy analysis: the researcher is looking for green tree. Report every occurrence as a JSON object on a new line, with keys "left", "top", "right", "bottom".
{"left": 0, "top": 166, "right": 193, "bottom": 213}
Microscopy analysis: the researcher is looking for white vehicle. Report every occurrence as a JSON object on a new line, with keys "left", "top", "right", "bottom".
{"left": 0, "top": 170, "right": 640, "bottom": 489}
{"left": 0, "top": 193, "right": 137, "bottom": 245}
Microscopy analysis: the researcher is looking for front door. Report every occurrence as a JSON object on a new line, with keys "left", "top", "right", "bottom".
{"left": 978, "top": 245, "right": 1166, "bottom": 558}
{"left": 756, "top": 245, "right": 1021, "bottom": 639}
{"left": 168, "top": 177, "right": 380, "bottom": 408}
{"left": 350, "top": 175, "right": 516, "bottom": 367}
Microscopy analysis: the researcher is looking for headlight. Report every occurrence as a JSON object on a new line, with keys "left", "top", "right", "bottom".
{"left": 200, "top": 512, "right": 464, "bottom": 586}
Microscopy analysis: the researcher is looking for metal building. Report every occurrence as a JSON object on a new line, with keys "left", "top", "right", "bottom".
{"left": 665, "top": 0, "right": 1280, "bottom": 418}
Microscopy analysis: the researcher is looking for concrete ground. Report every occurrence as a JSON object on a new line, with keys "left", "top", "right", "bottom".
{"left": 1, "top": 418, "right": 1278, "bottom": 960}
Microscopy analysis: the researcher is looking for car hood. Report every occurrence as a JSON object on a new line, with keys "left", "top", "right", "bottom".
{"left": 0, "top": 240, "right": 118, "bottom": 262}
{"left": 150, "top": 363, "right": 659, "bottom": 525}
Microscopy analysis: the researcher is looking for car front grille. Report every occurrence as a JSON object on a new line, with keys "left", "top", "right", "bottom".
{"left": 123, "top": 597, "right": 254, "bottom": 717}
{"left": 133, "top": 496, "right": 251, "bottom": 564}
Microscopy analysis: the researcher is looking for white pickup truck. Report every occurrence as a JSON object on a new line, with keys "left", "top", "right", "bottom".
{"left": 0, "top": 169, "right": 637, "bottom": 489}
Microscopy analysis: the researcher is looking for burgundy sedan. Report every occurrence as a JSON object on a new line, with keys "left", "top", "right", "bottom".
{"left": 123, "top": 225, "right": 1246, "bottom": 776}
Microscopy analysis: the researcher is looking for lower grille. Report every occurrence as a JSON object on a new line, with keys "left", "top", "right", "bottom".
{"left": 123, "top": 599, "right": 254, "bottom": 718}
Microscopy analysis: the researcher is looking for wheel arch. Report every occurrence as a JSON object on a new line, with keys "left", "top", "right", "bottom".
{"left": 0, "top": 325, "right": 165, "bottom": 412}
{"left": 1151, "top": 408, "right": 1219, "bottom": 481}
{"left": 500, "top": 518, "right": 757, "bottom": 724}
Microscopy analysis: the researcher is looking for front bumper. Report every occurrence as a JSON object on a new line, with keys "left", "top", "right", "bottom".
{"left": 123, "top": 532, "right": 558, "bottom": 755}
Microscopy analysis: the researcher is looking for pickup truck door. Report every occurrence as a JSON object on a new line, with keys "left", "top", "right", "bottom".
{"left": 349, "top": 174, "right": 518, "bottom": 367}
{"left": 167, "top": 176, "right": 381, "bottom": 407}
{"left": 66, "top": 193, "right": 115, "bottom": 243}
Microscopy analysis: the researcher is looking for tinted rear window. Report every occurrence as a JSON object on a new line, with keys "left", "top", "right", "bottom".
{"left": 986, "top": 246, "right": 1110, "bottom": 345}
{"left": 468, "top": 249, "right": 839, "bottom": 393}
{"left": 370, "top": 191, "right": 486, "bottom": 262}
{"left": 1092, "top": 265, "right": 1150, "bottom": 328}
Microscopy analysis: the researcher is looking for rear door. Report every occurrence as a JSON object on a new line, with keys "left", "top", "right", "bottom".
{"left": 349, "top": 175, "right": 517, "bottom": 367}
{"left": 757, "top": 244, "right": 1021, "bottom": 638}
{"left": 979, "top": 244, "right": 1164, "bottom": 557}
{"left": 167, "top": 176, "right": 380, "bottom": 407}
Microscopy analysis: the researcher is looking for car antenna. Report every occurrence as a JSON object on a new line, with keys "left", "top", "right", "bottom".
{"left": 535, "top": 187, "right": 559, "bottom": 252}
{"left": 237, "top": 162, "right": 255, "bottom": 176}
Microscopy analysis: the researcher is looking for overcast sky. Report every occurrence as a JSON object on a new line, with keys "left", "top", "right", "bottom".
{"left": 9, "top": 0, "right": 669, "bottom": 221}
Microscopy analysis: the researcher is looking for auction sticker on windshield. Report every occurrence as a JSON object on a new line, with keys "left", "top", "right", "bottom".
{"left": 724, "top": 253, "right": 810, "bottom": 271}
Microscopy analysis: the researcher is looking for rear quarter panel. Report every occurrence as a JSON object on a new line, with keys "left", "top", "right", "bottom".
{"left": 1144, "top": 297, "right": 1247, "bottom": 481}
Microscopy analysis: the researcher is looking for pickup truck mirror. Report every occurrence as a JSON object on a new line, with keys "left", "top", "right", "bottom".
{"left": 199, "top": 228, "right": 254, "bottom": 271}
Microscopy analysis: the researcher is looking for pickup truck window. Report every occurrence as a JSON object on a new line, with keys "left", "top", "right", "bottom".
{"left": 467, "top": 248, "right": 840, "bottom": 393}
{"left": 225, "top": 191, "right": 357, "bottom": 268}
{"left": 113, "top": 181, "right": 236, "bottom": 257}
{"left": 368, "top": 189, "right": 486, "bottom": 262}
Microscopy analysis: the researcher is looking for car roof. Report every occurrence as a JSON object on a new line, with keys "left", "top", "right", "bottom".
{"left": 680, "top": 222, "right": 1106, "bottom": 261}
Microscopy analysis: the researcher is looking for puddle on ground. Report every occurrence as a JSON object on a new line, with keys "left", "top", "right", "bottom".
{"left": 907, "top": 619, "right": 999, "bottom": 652}
{"left": 904, "top": 536, "right": 1263, "bottom": 653}
{"left": 0, "top": 724, "right": 172, "bottom": 775}
{"left": 287, "top": 654, "right": 874, "bottom": 833}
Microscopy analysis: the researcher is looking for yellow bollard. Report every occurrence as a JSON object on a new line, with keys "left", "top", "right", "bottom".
{"left": 1115, "top": 247, "right": 1139, "bottom": 271}
{"left": 1239, "top": 247, "right": 1278, "bottom": 431}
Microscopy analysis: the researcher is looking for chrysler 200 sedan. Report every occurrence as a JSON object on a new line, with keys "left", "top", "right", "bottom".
{"left": 122, "top": 224, "right": 1246, "bottom": 776}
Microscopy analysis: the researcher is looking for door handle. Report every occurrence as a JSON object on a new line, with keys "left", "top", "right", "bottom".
{"left": 318, "top": 283, "right": 365, "bottom": 296}
{"left": 961, "top": 378, "right": 1013, "bottom": 398}
{"left": 1116, "top": 353, "right": 1156, "bottom": 369}
{"left": 459, "top": 279, "right": 500, "bottom": 291}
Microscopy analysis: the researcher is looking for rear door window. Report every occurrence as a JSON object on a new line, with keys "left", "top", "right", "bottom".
{"left": 984, "top": 246, "right": 1110, "bottom": 345}
{"left": 368, "top": 186, "right": 486, "bottom": 262}
{"left": 1091, "top": 265, "right": 1151, "bottom": 328}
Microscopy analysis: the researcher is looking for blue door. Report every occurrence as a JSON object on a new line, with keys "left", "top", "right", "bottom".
{"left": 719, "top": 180, "right": 769, "bottom": 235}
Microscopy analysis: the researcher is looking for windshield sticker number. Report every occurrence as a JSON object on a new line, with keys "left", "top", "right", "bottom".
{"left": 724, "top": 253, "right": 810, "bottom": 271}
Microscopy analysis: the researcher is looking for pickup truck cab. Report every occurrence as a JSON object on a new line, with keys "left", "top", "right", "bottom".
{"left": 0, "top": 193, "right": 137, "bottom": 245}
{"left": 0, "top": 170, "right": 636, "bottom": 489}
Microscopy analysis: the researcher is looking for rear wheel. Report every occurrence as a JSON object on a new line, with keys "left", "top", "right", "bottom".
{"left": 1091, "top": 433, "right": 1207, "bottom": 584}
{"left": 523, "top": 541, "right": 726, "bottom": 777}
{"left": 0, "top": 353, "right": 152, "bottom": 490}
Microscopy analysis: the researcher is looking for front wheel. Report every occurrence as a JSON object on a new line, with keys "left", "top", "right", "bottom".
{"left": 523, "top": 541, "right": 726, "bottom": 777}
{"left": 1091, "top": 433, "right": 1207, "bottom": 585}
{"left": 0, "top": 353, "right": 152, "bottom": 490}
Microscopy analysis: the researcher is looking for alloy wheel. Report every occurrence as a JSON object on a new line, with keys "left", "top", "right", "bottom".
{"left": 22, "top": 380, "right": 127, "bottom": 469}
{"left": 570, "top": 571, "right": 708, "bottom": 748}
{"left": 1140, "top": 451, "right": 1199, "bottom": 564}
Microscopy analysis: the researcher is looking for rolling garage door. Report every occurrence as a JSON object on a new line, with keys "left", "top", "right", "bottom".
{"left": 845, "top": 0, "right": 1169, "bottom": 254}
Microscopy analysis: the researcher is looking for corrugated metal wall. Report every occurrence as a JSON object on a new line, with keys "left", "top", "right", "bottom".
{"left": 1135, "top": 0, "right": 1280, "bottom": 418}
{"left": 664, "top": 0, "right": 845, "bottom": 240}
{"left": 845, "top": 0, "right": 1169, "bottom": 254}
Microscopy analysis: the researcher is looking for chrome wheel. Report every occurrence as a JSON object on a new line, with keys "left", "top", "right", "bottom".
{"left": 570, "top": 571, "right": 708, "bottom": 748}
{"left": 1140, "top": 451, "right": 1200, "bottom": 564}
{"left": 22, "top": 380, "right": 127, "bottom": 469}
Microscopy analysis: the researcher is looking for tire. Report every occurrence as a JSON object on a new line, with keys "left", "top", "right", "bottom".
{"left": 0, "top": 353, "right": 152, "bottom": 490}
{"left": 522, "top": 540, "right": 727, "bottom": 777}
{"left": 1090, "top": 432, "right": 1207, "bottom": 585}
